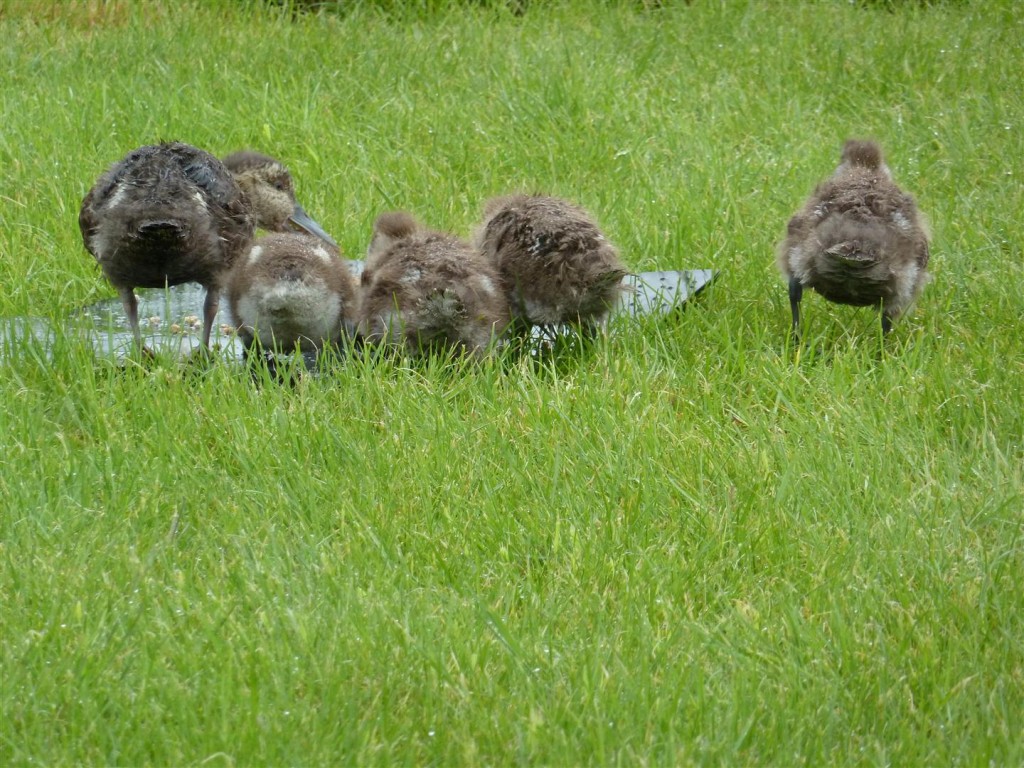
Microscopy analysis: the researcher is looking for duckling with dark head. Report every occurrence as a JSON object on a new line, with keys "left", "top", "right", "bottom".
{"left": 358, "top": 211, "right": 509, "bottom": 359}
{"left": 472, "top": 194, "right": 629, "bottom": 334}
{"left": 227, "top": 233, "right": 357, "bottom": 355}
{"left": 777, "top": 139, "right": 930, "bottom": 336}
{"left": 79, "top": 142, "right": 336, "bottom": 352}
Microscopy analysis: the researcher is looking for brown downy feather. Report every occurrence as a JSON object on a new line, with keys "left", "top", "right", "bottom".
{"left": 358, "top": 211, "right": 509, "bottom": 358}
{"left": 79, "top": 142, "right": 255, "bottom": 349}
{"left": 777, "top": 139, "right": 930, "bottom": 331}
{"left": 472, "top": 194, "right": 629, "bottom": 331}
{"left": 80, "top": 143, "right": 336, "bottom": 350}
{"left": 227, "top": 233, "right": 357, "bottom": 354}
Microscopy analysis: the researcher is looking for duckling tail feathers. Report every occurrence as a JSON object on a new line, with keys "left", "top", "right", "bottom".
{"left": 816, "top": 218, "right": 889, "bottom": 266}
{"left": 137, "top": 219, "right": 186, "bottom": 235}
{"left": 811, "top": 219, "right": 897, "bottom": 305}
{"left": 419, "top": 288, "right": 468, "bottom": 325}
{"left": 823, "top": 240, "right": 877, "bottom": 264}
{"left": 133, "top": 219, "right": 190, "bottom": 248}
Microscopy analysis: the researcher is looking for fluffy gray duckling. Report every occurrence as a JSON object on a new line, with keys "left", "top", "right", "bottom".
{"left": 777, "top": 139, "right": 931, "bottom": 335}
{"left": 79, "top": 142, "right": 334, "bottom": 350}
{"left": 358, "top": 211, "right": 509, "bottom": 358}
{"left": 472, "top": 194, "right": 629, "bottom": 333}
{"left": 227, "top": 233, "right": 357, "bottom": 355}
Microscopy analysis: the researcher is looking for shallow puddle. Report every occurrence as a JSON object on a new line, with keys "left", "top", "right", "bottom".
{"left": 0, "top": 265, "right": 715, "bottom": 363}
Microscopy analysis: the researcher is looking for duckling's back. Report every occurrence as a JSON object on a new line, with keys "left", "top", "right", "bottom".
{"left": 778, "top": 141, "right": 930, "bottom": 316}
{"left": 79, "top": 142, "right": 254, "bottom": 290}
{"left": 228, "top": 233, "right": 356, "bottom": 352}
{"left": 473, "top": 194, "right": 627, "bottom": 328}
{"left": 359, "top": 216, "right": 508, "bottom": 357}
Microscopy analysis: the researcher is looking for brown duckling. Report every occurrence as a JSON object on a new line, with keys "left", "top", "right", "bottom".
{"left": 227, "top": 233, "right": 357, "bottom": 355}
{"left": 221, "top": 150, "right": 337, "bottom": 248}
{"left": 79, "top": 142, "right": 334, "bottom": 351}
{"left": 472, "top": 194, "right": 629, "bottom": 333}
{"left": 777, "top": 139, "right": 931, "bottom": 335}
{"left": 358, "top": 211, "right": 509, "bottom": 358}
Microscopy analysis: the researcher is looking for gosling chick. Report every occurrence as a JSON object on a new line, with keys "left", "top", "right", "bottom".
{"left": 227, "top": 233, "right": 357, "bottom": 355}
{"left": 79, "top": 142, "right": 252, "bottom": 350}
{"left": 358, "top": 211, "right": 509, "bottom": 358}
{"left": 777, "top": 139, "right": 931, "bottom": 335}
{"left": 472, "top": 194, "right": 628, "bottom": 333}
{"left": 80, "top": 143, "right": 335, "bottom": 350}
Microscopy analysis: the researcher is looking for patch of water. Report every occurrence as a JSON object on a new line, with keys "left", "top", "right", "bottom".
{"left": 620, "top": 269, "right": 716, "bottom": 317}
{"left": 0, "top": 265, "right": 716, "bottom": 362}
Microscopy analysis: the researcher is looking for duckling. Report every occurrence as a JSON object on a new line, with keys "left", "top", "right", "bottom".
{"left": 472, "top": 194, "right": 629, "bottom": 334}
{"left": 358, "top": 211, "right": 509, "bottom": 358}
{"left": 777, "top": 139, "right": 931, "bottom": 335}
{"left": 227, "top": 233, "right": 357, "bottom": 355}
{"left": 79, "top": 142, "right": 251, "bottom": 351}
{"left": 79, "top": 142, "right": 335, "bottom": 351}
{"left": 221, "top": 150, "right": 337, "bottom": 248}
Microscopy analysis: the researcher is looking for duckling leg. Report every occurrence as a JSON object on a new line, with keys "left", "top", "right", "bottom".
{"left": 788, "top": 277, "right": 803, "bottom": 336}
{"left": 881, "top": 313, "right": 893, "bottom": 335}
{"left": 118, "top": 286, "right": 144, "bottom": 349}
{"left": 200, "top": 285, "right": 219, "bottom": 349}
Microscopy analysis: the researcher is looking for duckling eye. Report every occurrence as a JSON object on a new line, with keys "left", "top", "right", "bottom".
{"left": 273, "top": 181, "right": 286, "bottom": 191}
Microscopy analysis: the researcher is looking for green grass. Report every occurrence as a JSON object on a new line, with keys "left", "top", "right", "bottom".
{"left": 2, "top": 0, "right": 1022, "bottom": 764}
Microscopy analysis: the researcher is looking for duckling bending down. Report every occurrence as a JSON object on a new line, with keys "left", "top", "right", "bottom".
{"left": 79, "top": 142, "right": 253, "bottom": 350}
{"left": 357, "top": 211, "right": 509, "bottom": 358}
{"left": 227, "top": 233, "right": 357, "bottom": 355}
{"left": 221, "top": 150, "right": 337, "bottom": 249}
{"left": 472, "top": 194, "right": 629, "bottom": 334}
{"left": 777, "top": 139, "right": 931, "bottom": 336}
{"left": 79, "top": 143, "right": 335, "bottom": 351}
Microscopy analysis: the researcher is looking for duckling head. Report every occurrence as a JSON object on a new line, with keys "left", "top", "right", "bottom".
{"left": 367, "top": 210, "right": 420, "bottom": 259}
{"left": 222, "top": 150, "right": 337, "bottom": 247}
{"left": 835, "top": 139, "right": 892, "bottom": 180}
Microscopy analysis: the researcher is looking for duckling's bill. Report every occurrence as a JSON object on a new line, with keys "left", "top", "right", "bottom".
{"left": 288, "top": 204, "right": 338, "bottom": 248}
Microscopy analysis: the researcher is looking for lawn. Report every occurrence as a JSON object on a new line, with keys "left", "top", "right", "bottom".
{"left": 1, "top": 0, "right": 1022, "bottom": 764}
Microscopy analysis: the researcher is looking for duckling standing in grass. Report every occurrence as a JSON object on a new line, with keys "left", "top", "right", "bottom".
{"left": 227, "top": 233, "right": 357, "bottom": 355}
{"left": 79, "top": 142, "right": 335, "bottom": 351}
{"left": 79, "top": 142, "right": 251, "bottom": 351}
{"left": 358, "top": 211, "right": 509, "bottom": 358}
{"left": 472, "top": 194, "right": 629, "bottom": 335}
{"left": 777, "top": 139, "right": 931, "bottom": 336}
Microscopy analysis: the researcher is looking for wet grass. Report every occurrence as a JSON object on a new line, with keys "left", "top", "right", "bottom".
{"left": 2, "top": 0, "right": 1023, "bottom": 764}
